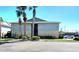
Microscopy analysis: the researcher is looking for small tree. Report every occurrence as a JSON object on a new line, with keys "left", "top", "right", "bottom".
{"left": 21, "top": 6, "right": 27, "bottom": 36}
{"left": 16, "top": 6, "right": 27, "bottom": 37}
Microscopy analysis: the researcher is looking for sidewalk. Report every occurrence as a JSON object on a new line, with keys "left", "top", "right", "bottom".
{"left": 0, "top": 39, "right": 22, "bottom": 44}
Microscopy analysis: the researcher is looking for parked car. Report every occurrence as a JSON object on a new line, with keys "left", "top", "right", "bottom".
{"left": 64, "top": 35, "right": 75, "bottom": 39}
{"left": 4, "top": 31, "right": 11, "bottom": 38}
{"left": 63, "top": 33, "right": 79, "bottom": 40}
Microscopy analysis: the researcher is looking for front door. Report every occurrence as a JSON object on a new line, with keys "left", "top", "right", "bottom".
{"left": 34, "top": 24, "right": 38, "bottom": 36}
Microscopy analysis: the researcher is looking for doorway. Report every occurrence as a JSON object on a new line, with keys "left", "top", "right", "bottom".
{"left": 34, "top": 24, "right": 38, "bottom": 36}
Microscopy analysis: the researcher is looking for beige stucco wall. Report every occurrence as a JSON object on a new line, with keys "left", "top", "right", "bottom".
{"left": 11, "top": 22, "right": 59, "bottom": 38}
{"left": 11, "top": 23, "right": 31, "bottom": 37}
{"left": 38, "top": 23, "right": 59, "bottom": 38}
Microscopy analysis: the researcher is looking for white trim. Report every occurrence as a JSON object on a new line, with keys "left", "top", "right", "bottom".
{"left": 11, "top": 21, "right": 60, "bottom": 24}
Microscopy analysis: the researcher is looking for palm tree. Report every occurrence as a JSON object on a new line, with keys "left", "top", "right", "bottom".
{"left": 16, "top": 7, "right": 22, "bottom": 37}
{"left": 16, "top": 6, "right": 27, "bottom": 36}
{"left": 21, "top": 6, "right": 27, "bottom": 36}
{"left": 29, "top": 6, "right": 37, "bottom": 36}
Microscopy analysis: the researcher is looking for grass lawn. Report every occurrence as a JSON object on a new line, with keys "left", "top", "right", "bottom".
{"left": 40, "top": 39, "right": 79, "bottom": 42}
{"left": 0, "top": 38, "right": 15, "bottom": 41}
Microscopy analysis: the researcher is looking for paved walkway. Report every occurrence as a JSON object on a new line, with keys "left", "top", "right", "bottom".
{"left": 0, "top": 39, "right": 22, "bottom": 44}
{"left": 0, "top": 41, "right": 79, "bottom": 52}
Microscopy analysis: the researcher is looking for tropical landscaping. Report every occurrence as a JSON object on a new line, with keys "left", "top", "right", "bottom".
{"left": 16, "top": 6, "right": 38, "bottom": 41}
{"left": 0, "top": 37, "right": 79, "bottom": 42}
{"left": 0, "top": 6, "right": 79, "bottom": 42}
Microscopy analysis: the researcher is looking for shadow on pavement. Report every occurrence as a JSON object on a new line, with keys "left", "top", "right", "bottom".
{"left": 0, "top": 40, "right": 24, "bottom": 45}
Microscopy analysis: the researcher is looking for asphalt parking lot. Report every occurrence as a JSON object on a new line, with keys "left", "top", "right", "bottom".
{"left": 0, "top": 41, "right": 79, "bottom": 52}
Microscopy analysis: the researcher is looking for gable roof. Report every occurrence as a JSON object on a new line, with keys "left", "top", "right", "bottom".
{"left": 11, "top": 17, "right": 60, "bottom": 24}
{"left": 27, "top": 17, "right": 47, "bottom": 22}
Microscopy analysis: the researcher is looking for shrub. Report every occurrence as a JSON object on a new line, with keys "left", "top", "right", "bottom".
{"left": 74, "top": 38, "right": 79, "bottom": 41}
{"left": 21, "top": 35, "right": 28, "bottom": 41}
{"left": 26, "top": 35, "right": 31, "bottom": 40}
{"left": 19, "top": 36, "right": 22, "bottom": 39}
{"left": 31, "top": 36, "right": 40, "bottom": 41}
{"left": 15, "top": 35, "right": 19, "bottom": 39}
{"left": 39, "top": 36, "right": 57, "bottom": 39}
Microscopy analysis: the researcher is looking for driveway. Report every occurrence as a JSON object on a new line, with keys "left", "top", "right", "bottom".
{"left": 0, "top": 41, "right": 79, "bottom": 52}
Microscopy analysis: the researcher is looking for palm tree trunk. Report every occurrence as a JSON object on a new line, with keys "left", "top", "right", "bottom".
{"left": 0, "top": 21, "right": 1, "bottom": 37}
{"left": 19, "top": 18, "right": 22, "bottom": 37}
{"left": 24, "top": 22, "right": 26, "bottom": 36}
{"left": 32, "top": 17, "right": 35, "bottom": 36}
{"left": 32, "top": 8, "right": 36, "bottom": 36}
{"left": 19, "top": 24, "right": 22, "bottom": 36}
{"left": 23, "top": 17, "right": 27, "bottom": 36}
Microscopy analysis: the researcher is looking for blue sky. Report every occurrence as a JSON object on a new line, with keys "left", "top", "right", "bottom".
{"left": 0, "top": 6, "right": 79, "bottom": 32}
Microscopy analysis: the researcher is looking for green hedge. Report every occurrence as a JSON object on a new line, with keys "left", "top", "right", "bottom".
{"left": 74, "top": 38, "right": 79, "bottom": 41}
{"left": 31, "top": 36, "right": 40, "bottom": 41}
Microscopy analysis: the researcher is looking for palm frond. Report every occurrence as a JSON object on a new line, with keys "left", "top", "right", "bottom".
{"left": 16, "top": 10, "right": 22, "bottom": 17}
{"left": 22, "top": 12, "right": 26, "bottom": 17}
{"left": 33, "top": 8, "right": 36, "bottom": 18}
{"left": 29, "top": 6, "right": 32, "bottom": 11}
{"left": 16, "top": 6, "right": 22, "bottom": 10}
{"left": 21, "top": 6, "right": 27, "bottom": 11}
{"left": 33, "top": 6, "right": 38, "bottom": 8}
